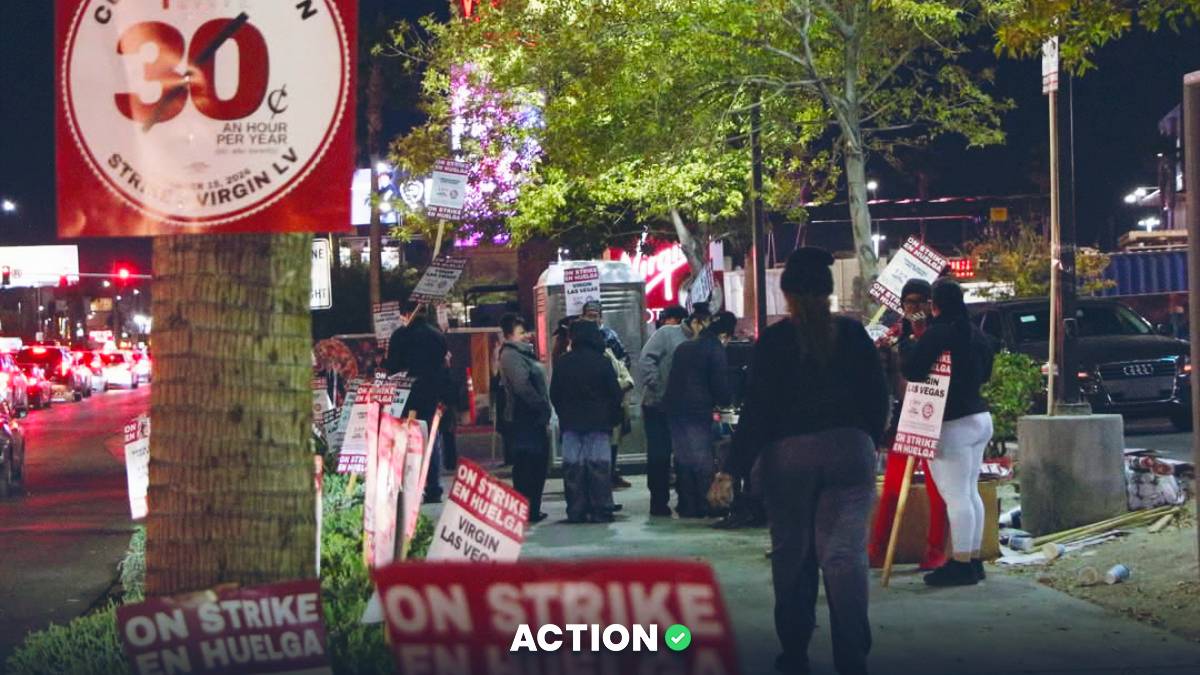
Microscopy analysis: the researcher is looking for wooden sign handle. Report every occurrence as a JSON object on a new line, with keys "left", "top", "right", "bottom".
{"left": 881, "top": 455, "right": 916, "bottom": 588}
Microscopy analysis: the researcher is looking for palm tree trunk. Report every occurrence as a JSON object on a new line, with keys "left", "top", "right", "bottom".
{"left": 145, "top": 233, "right": 316, "bottom": 595}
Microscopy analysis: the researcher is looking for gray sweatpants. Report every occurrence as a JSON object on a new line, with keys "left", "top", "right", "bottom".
{"left": 763, "top": 428, "right": 876, "bottom": 675}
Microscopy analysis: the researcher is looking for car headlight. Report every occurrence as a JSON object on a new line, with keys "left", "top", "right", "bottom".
{"left": 1181, "top": 355, "right": 1192, "bottom": 376}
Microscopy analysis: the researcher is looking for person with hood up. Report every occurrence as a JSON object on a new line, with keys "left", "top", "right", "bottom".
{"left": 637, "top": 305, "right": 695, "bottom": 516}
{"left": 550, "top": 320, "right": 625, "bottom": 523}
{"left": 662, "top": 310, "right": 736, "bottom": 518}
{"left": 901, "top": 278, "right": 995, "bottom": 587}
{"left": 497, "top": 313, "right": 551, "bottom": 523}
{"left": 712, "top": 247, "right": 888, "bottom": 675}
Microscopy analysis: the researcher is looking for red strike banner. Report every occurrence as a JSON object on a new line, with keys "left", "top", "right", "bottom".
{"left": 116, "top": 579, "right": 331, "bottom": 675}
{"left": 372, "top": 560, "right": 741, "bottom": 675}
{"left": 56, "top": 0, "right": 358, "bottom": 237}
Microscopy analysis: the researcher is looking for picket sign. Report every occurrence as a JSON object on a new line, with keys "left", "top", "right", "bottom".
{"left": 563, "top": 265, "right": 601, "bottom": 317}
{"left": 881, "top": 351, "right": 952, "bottom": 588}
{"left": 426, "top": 458, "right": 528, "bottom": 562}
{"left": 123, "top": 415, "right": 151, "bottom": 520}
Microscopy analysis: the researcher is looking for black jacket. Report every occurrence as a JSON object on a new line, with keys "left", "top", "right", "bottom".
{"left": 727, "top": 316, "right": 889, "bottom": 479}
{"left": 663, "top": 330, "right": 732, "bottom": 417}
{"left": 550, "top": 327, "right": 624, "bottom": 433}
{"left": 384, "top": 317, "right": 451, "bottom": 421}
{"left": 900, "top": 316, "right": 995, "bottom": 422}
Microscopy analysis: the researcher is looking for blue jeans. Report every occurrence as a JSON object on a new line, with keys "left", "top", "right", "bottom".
{"left": 668, "top": 414, "right": 716, "bottom": 516}
{"left": 561, "top": 430, "right": 612, "bottom": 521}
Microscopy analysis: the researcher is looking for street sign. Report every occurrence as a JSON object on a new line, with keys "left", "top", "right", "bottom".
{"left": 426, "top": 158, "right": 470, "bottom": 220}
{"left": 116, "top": 579, "right": 332, "bottom": 675}
{"left": 410, "top": 256, "right": 468, "bottom": 305}
{"left": 310, "top": 239, "right": 332, "bottom": 310}
{"left": 371, "top": 559, "right": 740, "bottom": 675}
{"left": 1042, "top": 37, "right": 1059, "bottom": 94}
{"left": 427, "top": 458, "right": 528, "bottom": 562}
{"left": 0, "top": 246, "right": 80, "bottom": 288}
{"left": 892, "top": 352, "right": 952, "bottom": 460}
{"left": 56, "top": 1, "right": 358, "bottom": 236}
{"left": 123, "top": 415, "right": 150, "bottom": 520}
{"left": 563, "top": 265, "right": 601, "bottom": 316}
{"left": 869, "top": 237, "right": 948, "bottom": 313}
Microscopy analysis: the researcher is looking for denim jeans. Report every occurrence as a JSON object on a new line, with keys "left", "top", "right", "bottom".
{"left": 561, "top": 430, "right": 612, "bottom": 521}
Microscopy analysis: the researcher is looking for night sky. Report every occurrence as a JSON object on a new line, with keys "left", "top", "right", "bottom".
{"left": 1, "top": 1, "right": 1197, "bottom": 273}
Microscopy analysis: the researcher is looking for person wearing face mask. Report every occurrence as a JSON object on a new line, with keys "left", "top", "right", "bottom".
{"left": 662, "top": 310, "right": 737, "bottom": 518}
{"left": 901, "top": 278, "right": 996, "bottom": 587}
{"left": 497, "top": 313, "right": 551, "bottom": 523}
{"left": 868, "top": 278, "right": 950, "bottom": 571}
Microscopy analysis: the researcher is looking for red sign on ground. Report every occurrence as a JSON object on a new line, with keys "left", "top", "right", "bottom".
{"left": 56, "top": 1, "right": 358, "bottom": 236}
{"left": 116, "top": 579, "right": 331, "bottom": 675}
{"left": 372, "top": 559, "right": 740, "bottom": 675}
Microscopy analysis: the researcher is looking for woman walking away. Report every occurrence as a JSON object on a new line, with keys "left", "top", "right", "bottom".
{"left": 714, "top": 247, "right": 888, "bottom": 675}
{"left": 902, "top": 278, "right": 995, "bottom": 587}
{"left": 550, "top": 320, "right": 624, "bottom": 523}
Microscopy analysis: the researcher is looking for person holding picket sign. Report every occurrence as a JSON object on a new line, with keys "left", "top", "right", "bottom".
{"left": 712, "top": 247, "right": 888, "bottom": 675}
{"left": 901, "top": 279, "right": 996, "bottom": 587}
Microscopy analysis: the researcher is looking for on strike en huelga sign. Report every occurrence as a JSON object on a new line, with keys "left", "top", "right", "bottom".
{"left": 310, "top": 239, "right": 332, "bottom": 310}
{"left": 410, "top": 257, "right": 468, "bottom": 305}
{"left": 426, "top": 158, "right": 470, "bottom": 220}
{"left": 427, "top": 458, "right": 528, "bottom": 562}
{"left": 372, "top": 301, "right": 403, "bottom": 349}
{"left": 563, "top": 266, "right": 601, "bottom": 317}
{"left": 371, "top": 560, "right": 740, "bottom": 675}
{"left": 56, "top": 1, "right": 357, "bottom": 237}
{"left": 337, "top": 381, "right": 371, "bottom": 475}
{"left": 326, "top": 377, "right": 362, "bottom": 457}
{"left": 123, "top": 414, "right": 150, "bottom": 520}
{"left": 117, "top": 579, "right": 331, "bottom": 675}
{"left": 363, "top": 408, "right": 423, "bottom": 568}
{"left": 869, "top": 237, "right": 948, "bottom": 313}
{"left": 892, "top": 352, "right": 952, "bottom": 460}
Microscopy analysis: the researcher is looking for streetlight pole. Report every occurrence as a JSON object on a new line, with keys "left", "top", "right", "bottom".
{"left": 750, "top": 95, "right": 768, "bottom": 338}
{"left": 1182, "top": 70, "right": 1200, "bottom": 576}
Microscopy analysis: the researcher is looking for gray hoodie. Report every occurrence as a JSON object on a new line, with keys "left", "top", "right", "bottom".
{"left": 637, "top": 322, "right": 693, "bottom": 408}
{"left": 498, "top": 340, "right": 550, "bottom": 428}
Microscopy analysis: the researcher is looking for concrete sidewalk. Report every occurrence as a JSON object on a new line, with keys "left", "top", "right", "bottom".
{"left": 515, "top": 475, "right": 1200, "bottom": 675}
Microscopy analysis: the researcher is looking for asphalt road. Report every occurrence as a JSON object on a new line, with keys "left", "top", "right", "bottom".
{"left": 1124, "top": 417, "right": 1195, "bottom": 461}
{"left": 0, "top": 385, "right": 148, "bottom": 665}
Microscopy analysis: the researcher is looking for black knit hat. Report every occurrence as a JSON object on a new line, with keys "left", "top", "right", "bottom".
{"left": 901, "top": 278, "right": 933, "bottom": 301}
{"left": 780, "top": 247, "right": 835, "bottom": 296}
{"left": 932, "top": 278, "right": 968, "bottom": 319}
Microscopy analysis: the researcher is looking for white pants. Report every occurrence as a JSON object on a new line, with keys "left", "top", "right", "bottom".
{"left": 928, "top": 412, "right": 994, "bottom": 556}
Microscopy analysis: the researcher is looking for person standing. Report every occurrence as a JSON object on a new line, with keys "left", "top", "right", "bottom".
{"left": 868, "top": 278, "right": 950, "bottom": 571}
{"left": 663, "top": 310, "right": 736, "bottom": 518}
{"left": 637, "top": 305, "right": 694, "bottom": 516}
{"left": 550, "top": 320, "right": 624, "bottom": 523}
{"left": 901, "top": 279, "right": 996, "bottom": 587}
{"left": 580, "top": 300, "right": 634, "bottom": 490}
{"left": 384, "top": 303, "right": 451, "bottom": 503}
{"left": 713, "top": 247, "right": 888, "bottom": 675}
{"left": 497, "top": 314, "right": 551, "bottom": 524}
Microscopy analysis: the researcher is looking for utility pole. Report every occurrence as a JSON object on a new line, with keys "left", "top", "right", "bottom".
{"left": 1045, "top": 39, "right": 1062, "bottom": 412}
{"left": 1182, "top": 71, "right": 1200, "bottom": 576}
{"left": 750, "top": 96, "right": 767, "bottom": 337}
{"left": 367, "top": 56, "right": 384, "bottom": 308}
{"left": 1058, "top": 74, "right": 1086, "bottom": 411}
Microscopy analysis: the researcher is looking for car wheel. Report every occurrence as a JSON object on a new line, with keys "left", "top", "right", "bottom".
{"left": 1170, "top": 410, "right": 1194, "bottom": 432}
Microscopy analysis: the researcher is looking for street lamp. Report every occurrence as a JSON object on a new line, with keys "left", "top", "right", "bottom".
{"left": 1138, "top": 217, "right": 1161, "bottom": 232}
{"left": 866, "top": 179, "right": 879, "bottom": 201}
{"left": 1, "top": 199, "right": 15, "bottom": 213}
{"left": 872, "top": 234, "right": 887, "bottom": 258}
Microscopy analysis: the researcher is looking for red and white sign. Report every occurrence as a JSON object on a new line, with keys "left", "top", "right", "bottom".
{"left": 1042, "top": 37, "right": 1059, "bottom": 94}
{"left": 123, "top": 415, "right": 151, "bottom": 520}
{"left": 56, "top": 0, "right": 357, "bottom": 237}
{"left": 563, "top": 265, "right": 601, "bottom": 317}
{"left": 426, "top": 158, "right": 470, "bottom": 220}
{"left": 116, "top": 579, "right": 331, "bottom": 675}
{"left": 0, "top": 246, "right": 81, "bottom": 288}
{"left": 892, "top": 352, "right": 952, "bottom": 460}
{"left": 410, "top": 256, "right": 468, "bottom": 305}
{"left": 336, "top": 385, "right": 370, "bottom": 475}
{"left": 401, "top": 408, "right": 443, "bottom": 543}
{"left": 870, "top": 237, "right": 948, "bottom": 313}
{"left": 427, "top": 458, "right": 528, "bottom": 562}
{"left": 364, "top": 411, "right": 423, "bottom": 568}
{"left": 371, "top": 560, "right": 740, "bottom": 675}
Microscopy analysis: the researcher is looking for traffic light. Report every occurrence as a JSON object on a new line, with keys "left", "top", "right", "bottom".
{"left": 117, "top": 267, "right": 131, "bottom": 282}
{"left": 1, "top": 266, "right": 9, "bottom": 287}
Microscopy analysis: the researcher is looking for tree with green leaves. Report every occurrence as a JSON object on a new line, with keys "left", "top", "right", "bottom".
{"left": 966, "top": 221, "right": 1115, "bottom": 299}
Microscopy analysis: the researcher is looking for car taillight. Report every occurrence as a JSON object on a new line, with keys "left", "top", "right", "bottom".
{"left": 61, "top": 362, "right": 70, "bottom": 377}
{"left": 31, "top": 347, "right": 47, "bottom": 354}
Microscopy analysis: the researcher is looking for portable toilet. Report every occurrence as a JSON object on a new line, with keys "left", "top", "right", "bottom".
{"left": 534, "top": 260, "right": 649, "bottom": 467}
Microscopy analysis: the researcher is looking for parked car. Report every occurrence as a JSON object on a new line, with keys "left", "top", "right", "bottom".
{"left": 14, "top": 362, "right": 53, "bottom": 410}
{"left": 0, "top": 352, "right": 31, "bottom": 415}
{"left": 73, "top": 350, "right": 109, "bottom": 393}
{"left": 972, "top": 298, "right": 1192, "bottom": 430}
{"left": 101, "top": 352, "right": 140, "bottom": 390}
{"left": 0, "top": 400, "right": 25, "bottom": 498}
{"left": 130, "top": 351, "right": 152, "bottom": 384}
{"left": 15, "top": 346, "right": 88, "bottom": 402}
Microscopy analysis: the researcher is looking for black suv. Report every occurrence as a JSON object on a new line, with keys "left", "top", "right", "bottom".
{"left": 971, "top": 298, "right": 1192, "bottom": 431}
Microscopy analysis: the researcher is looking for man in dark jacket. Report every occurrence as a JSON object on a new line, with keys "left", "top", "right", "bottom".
{"left": 384, "top": 304, "right": 451, "bottom": 503}
{"left": 497, "top": 314, "right": 550, "bottom": 523}
{"left": 663, "top": 310, "right": 736, "bottom": 517}
{"left": 550, "top": 320, "right": 624, "bottom": 523}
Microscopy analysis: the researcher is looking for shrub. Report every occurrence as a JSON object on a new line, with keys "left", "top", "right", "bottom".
{"left": 7, "top": 471, "right": 435, "bottom": 675}
{"left": 982, "top": 351, "right": 1043, "bottom": 455}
